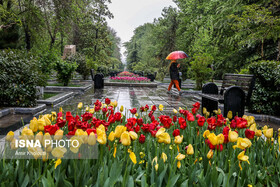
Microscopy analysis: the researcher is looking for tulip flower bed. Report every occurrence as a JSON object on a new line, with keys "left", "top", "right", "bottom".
{"left": 2, "top": 99, "right": 280, "bottom": 186}
{"left": 117, "top": 71, "right": 139, "bottom": 77}
{"left": 110, "top": 76, "right": 151, "bottom": 83}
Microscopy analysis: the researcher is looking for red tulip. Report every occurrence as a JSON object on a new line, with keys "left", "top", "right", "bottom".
{"left": 129, "top": 108, "right": 137, "bottom": 114}
{"left": 105, "top": 98, "right": 111, "bottom": 105}
{"left": 197, "top": 116, "right": 206, "bottom": 127}
{"left": 139, "top": 134, "right": 146, "bottom": 144}
{"left": 172, "top": 129, "right": 180, "bottom": 137}
{"left": 245, "top": 129, "right": 255, "bottom": 139}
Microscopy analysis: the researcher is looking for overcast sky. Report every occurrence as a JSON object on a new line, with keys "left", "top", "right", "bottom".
{"left": 106, "top": 0, "right": 176, "bottom": 62}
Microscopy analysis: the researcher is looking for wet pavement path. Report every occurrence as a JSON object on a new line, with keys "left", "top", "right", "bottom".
{"left": 45, "top": 85, "right": 196, "bottom": 116}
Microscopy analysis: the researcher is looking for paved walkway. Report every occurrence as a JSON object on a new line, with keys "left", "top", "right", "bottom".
{"left": 91, "top": 86, "right": 195, "bottom": 115}
{"left": 47, "top": 85, "right": 196, "bottom": 116}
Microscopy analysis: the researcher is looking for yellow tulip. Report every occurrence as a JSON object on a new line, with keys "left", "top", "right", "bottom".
{"left": 59, "top": 107, "right": 63, "bottom": 113}
{"left": 51, "top": 147, "right": 67, "bottom": 158}
{"left": 157, "top": 132, "right": 171, "bottom": 144}
{"left": 111, "top": 100, "right": 118, "bottom": 108}
{"left": 6, "top": 131, "right": 14, "bottom": 142}
{"left": 97, "top": 132, "right": 107, "bottom": 145}
{"left": 10, "top": 138, "right": 18, "bottom": 150}
{"left": 29, "top": 117, "right": 38, "bottom": 132}
{"left": 70, "top": 136, "right": 83, "bottom": 153}
{"left": 186, "top": 144, "right": 194, "bottom": 155}
{"left": 152, "top": 156, "right": 158, "bottom": 165}
{"left": 114, "top": 125, "right": 127, "bottom": 138}
{"left": 263, "top": 125, "right": 268, "bottom": 130}
{"left": 203, "top": 107, "right": 207, "bottom": 115}
{"left": 28, "top": 146, "right": 44, "bottom": 159}
{"left": 75, "top": 129, "right": 85, "bottom": 136}
{"left": 88, "top": 132, "right": 96, "bottom": 146}
{"left": 248, "top": 116, "right": 255, "bottom": 126}
{"left": 249, "top": 123, "right": 257, "bottom": 132}
{"left": 156, "top": 128, "right": 166, "bottom": 138}
{"left": 159, "top": 104, "right": 164, "bottom": 111}
{"left": 113, "top": 146, "right": 117, "bottom": 158}
{"left": 43, "top": 115, "right": 51, "bottom": 126}
{"left": 155, "top": 164, "right": 159, "bottom": 171}
{"left": 54, "top": 129, "right": 64, "bottom": 140}
{"left": 55, "top": 158, "right": 62, "bottom": 169}
{"left": 120, "top": 105, "right": 124, "bottom": 112}
{"left": 263, "top": 128, "right": 273, "bottom": 139}
{"left": 217, "top": 134, "right": 225, "bottom": 144}
{"left": 43, "top": 133, "right": 52, "bottom": 148}
{"left": 174, "top": 135, "right": 183, "bottom": 145}
{"left": 77, "top": 102, "right": 83, "bottom": 109}
{"left": 35, "top": 131, "right": 43, "bottom": 144}
{"left": 233, "top": 138, "right": 252, "bottom": 150}
{"left": 161, "top": 152, "right": 167, "bottom": 162}
{"left": 108, "top": 131, "right": 115, "bottom": 142}
{"left": 207, "top": 149, "right": 213, "bottom": 159}
{"left": 21, "top": 127, "right": 34, "bottom": 140}
{"left": 51, "top": 112, "right": 57, "bottom": 122}
{"left": 203, "top": 130, "right": 210, "bottom": 138}
{"left": 140, "top": 152, "right": 145, "bottom": 158}
{"left": 89, "top": 108, "right": 95, "bottom": 114}
{"left": 176, "top": 153, "right": 186, "bottom": 160}
{"left": 129, "top": 151, "right": 137, "bottom": 164}
{"left": 85, "top": 106, "right": 89, "bottom": 112}
{"left": 237, "top": 151, "right": 250, "bottom": 164}
{"left": 255, "top": 130, "right": 262, "bottom": 137}
{"left": 228, "top": 130, "right": 238, "bottom": 142}
{"left": 129, "top": 131, "right": 138, "bottom": 140}
{"left": 37, "top": 118, "right": 46, "bottom": 131}
{"left": 121, "top": 131, "right": 131, "bottom": 146}
{"left": 208, "top": 133, "right": 218, "bottom": 146}
{"left": 177, "top": 161, "right": 181, "bottom": 169}
{"left": 227, "top": 111, "right": 233, "bottom": 119}
{"left": 173, "top": 109, "right": 178, "bottom": 114}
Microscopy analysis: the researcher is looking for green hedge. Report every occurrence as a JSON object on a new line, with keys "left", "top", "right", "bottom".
{"left": 249, "top": 60, "right": 280, "bottom": 115}
{"left": 0, "top": 50, "right": 45, "bottom": 107}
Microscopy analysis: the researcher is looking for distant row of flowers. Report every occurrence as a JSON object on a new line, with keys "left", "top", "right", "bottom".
{"left": 116, "top": 71, "right": 139, "bottom": 77}
{"left": 110, "top": 76, "right": 150, "bottom": 83}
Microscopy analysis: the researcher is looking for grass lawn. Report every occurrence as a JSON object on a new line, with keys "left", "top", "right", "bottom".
{"left": 43, "top": 92, "right": 59, "bottom": 100}
{"left": 47, "top": 83, "right": 83, "bottom": 87}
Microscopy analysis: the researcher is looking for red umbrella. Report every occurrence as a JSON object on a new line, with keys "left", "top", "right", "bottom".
{"left": 166, "top": 51, "right": 189, "bottom": 60}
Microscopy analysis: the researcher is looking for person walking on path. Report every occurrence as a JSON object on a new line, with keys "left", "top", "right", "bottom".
{"left": 167, "top": 60, "right": 181, "bottom": 94}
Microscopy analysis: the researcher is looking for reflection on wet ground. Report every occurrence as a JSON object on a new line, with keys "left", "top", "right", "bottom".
{"left": 45, "top": 86, "right": 196, "bottom": 115}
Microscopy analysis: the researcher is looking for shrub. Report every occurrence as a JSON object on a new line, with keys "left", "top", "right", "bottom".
{"left": 0, "top": 50, "right": 45, "bottom": 107}
{"left": 248, "top": 60, "right": 280, "bottom": 115}
{"left": 67, "top": 53, "right": 90, "bottom": 80}
{"left": 188, "top": 53, "right": 213, "bottom": 90}
{"left": 53, "top": 59, "right": 78, "bottom": 86}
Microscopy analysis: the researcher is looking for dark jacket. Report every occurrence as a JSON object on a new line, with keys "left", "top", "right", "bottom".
{"left": 169, "top": 62, "right": 179, "bottom": 80}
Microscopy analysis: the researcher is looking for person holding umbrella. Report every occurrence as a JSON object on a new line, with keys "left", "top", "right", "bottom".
{"left": 166, "top": 51, "right": 189, "bottom": 95}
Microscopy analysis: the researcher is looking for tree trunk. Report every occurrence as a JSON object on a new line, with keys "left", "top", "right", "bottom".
{"left": 23, "top": 23, "right": 31, "bottom": 50}
{"left": 61, "top": 33, "right": 64, "bottom": 55}
{"left": 277, "top": 39, "right": 280, "bottom": 61}
{"left": 261, "top": 40, "right": 264, "bottom": 60}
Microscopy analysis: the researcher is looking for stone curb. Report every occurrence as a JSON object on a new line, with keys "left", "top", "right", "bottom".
{"left": 0, "top": 104, "right": 47, "bottom": 117}
{"left": 45, "top": 84, "right": 92, "bottom": 92}
{"left": 0, "top": 108, "right": 12, "bottom": 118}
{"left": 13, "top": 104, "right": 47, "bottom": 114}
{"left": 37, "top": 92, "right": 75, "bottom": 106}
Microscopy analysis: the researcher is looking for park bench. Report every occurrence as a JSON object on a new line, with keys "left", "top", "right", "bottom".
{"left": 199, "top": 73, "right": 255, "bottom": 117}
